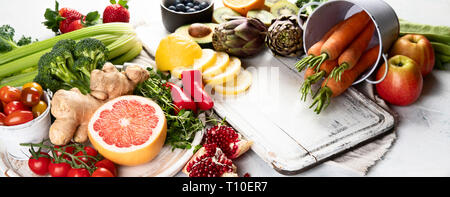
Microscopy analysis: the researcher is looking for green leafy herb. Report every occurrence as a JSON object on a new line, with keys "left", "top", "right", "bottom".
{"left": 135, "top": 68, "right": 204, "bottom": 150}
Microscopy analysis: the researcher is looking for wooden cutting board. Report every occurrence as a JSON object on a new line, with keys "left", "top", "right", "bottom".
{"left": 135, "top": 24, "right": 395, "bottom": 175}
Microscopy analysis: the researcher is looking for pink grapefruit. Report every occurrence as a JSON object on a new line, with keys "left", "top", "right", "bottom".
{"left": 88, "top": 95, "right": 167, "bottom": 166}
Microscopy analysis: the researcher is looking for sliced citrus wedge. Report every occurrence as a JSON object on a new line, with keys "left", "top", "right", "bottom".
{"left": 214, "top": 69, "right": 252, "bottom": 95}
{"left": 155, "top": 34, "right": 202, "bottom": 71}
{"left": 202, "top": 52, "right": 230, "bottom": 79}
{"left": 193, "top": 49, "right": 217, "bottom": 72}
{"left": 204, "top": 57, "right": 241, "bottom": 86}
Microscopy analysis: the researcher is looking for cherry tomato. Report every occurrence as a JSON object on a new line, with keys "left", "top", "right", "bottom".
{"left": 48, "top": 161, "right": 72, "bottom": 177}
{"left": 53, "top": 144, "right": 75, "bottom": 161}
{"left": 3, "top": 110, "right": 34, "bottom": 126}
{"left": 4, "top": 101, "right": 29, "bottom": 115}
{"left": 74, "top": 146, "right": 98, "bottom": 165}
{"left": 22, "top": 82, "right": 43, "bottom": 97}
{"left": 0, "top": 86, "right": 21, "bottom": 103}
{"left": 32, "top": 100, "right": 47, "bottom": 118}
{"left": 0, "top": 112, "right": 6, "bottom": 126}
{"left": 67, "top": 168, "right": 90, "bottom": 177}
{"left": 21, "top": 87, "right": 41, "bottom": 107}
{"left": 28, "top": 152, "right": 51, "bottom": 176}
{"left": 95, "top": 159, "right": 117, "bottom": 177}
{"left": 91, "top": 167, "right": 114, "bottom": 177}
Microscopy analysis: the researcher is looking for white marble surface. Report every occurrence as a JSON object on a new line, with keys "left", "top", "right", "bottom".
{"left": 1, "top": 0, "right": 449, "bottom": 177}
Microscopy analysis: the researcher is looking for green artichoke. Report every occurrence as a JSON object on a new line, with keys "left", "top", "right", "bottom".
{"left": 212, "top": 17, "right": 268, "bottom": 57}
{"left": 266, "top": 15, "right": 303, "bottom": 57}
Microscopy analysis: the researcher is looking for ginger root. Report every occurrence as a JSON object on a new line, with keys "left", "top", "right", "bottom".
{"left": 49, "top": 63, "right": 150, "bottom": 145}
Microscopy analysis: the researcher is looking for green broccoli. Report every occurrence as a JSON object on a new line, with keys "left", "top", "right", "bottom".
{"left": 0, "top": 25, "right": 37, "bottom": 54}
{"left": 74, "top": 38, "right": 109, "bottom": 71}
{"left": 34, "top": 38, "right": 109, "bottom": 95}
{"left": 0, "top": 25, "right": 18, "bottom": 53}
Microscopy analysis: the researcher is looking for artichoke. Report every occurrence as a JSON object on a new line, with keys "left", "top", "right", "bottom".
{"left": 212, "top": 17, "right": 268, "bottom": 57}
{"left": 266, "top": 15, "right": 303, "bottom": 57}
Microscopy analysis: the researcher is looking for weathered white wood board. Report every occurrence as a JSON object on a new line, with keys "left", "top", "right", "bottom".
{"left": 211, "top": 50, "right": 395, "bottom": 174}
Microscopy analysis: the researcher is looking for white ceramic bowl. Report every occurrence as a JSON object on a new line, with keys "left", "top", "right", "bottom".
{"left": 0, "top": 89, "right": 51, "bottom": 160}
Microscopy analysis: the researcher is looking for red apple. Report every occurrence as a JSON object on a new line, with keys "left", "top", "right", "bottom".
{"left": 376, "top": 55, "right": 423, "bottom": 106}
{"left": 390, "top": 34, "right": 435, "bottom": 76}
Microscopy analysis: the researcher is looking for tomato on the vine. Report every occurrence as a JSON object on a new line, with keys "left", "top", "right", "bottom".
{"left": 53, "top": 144, "right": 75, "bottom": 161}
{"left": 94, "top": 159, "right": 117, "bottom": 177}
{"left": 28, "top": 152, "right": 51, "bottom": 175}
{"left": 91, "top": 167, "right": 114, "bottom": 177}
{"left": 67, "top": 168, "right": 90, "bottom": 177}
{"left": 48, "top": 161, "right": 72, "bottom": 177}
{"left": 74, "top": 146, "right": 98, "bottom": 165}
{"left": 0, "top": 86, "right": 21, "bottom": 103}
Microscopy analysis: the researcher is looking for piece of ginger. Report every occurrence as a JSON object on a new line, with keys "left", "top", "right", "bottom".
{"left": 49, "top": 63, "right": 150, "bottom": 145}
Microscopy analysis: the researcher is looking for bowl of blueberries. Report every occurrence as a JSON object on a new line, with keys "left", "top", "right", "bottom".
{"left": 161, "top": 0, "right": 214, "bottom": 32}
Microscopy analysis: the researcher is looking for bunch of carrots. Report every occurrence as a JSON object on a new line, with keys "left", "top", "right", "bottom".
{"left": 295, "top": 11, "right": 380, "bottom": 114}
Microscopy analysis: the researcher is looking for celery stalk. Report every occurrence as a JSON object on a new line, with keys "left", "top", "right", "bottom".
{"left": 111, "top": 40, "right": 143, "bottom": 65}
{"left": 0, "top": 48, "right": 51, "bottom": 78}
{"left": 0, "top": 23, "right": 134, "bottom": 65}
{"left": 106, "top": 33, "right": 137, "bottom": 59}
{"left": 0, "top": 69, "right": 38, "bottom": 87}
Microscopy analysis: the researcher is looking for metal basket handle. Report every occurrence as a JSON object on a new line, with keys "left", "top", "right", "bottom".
{"left": 297, "top": 1, "right": 322, "bottom": 30}
{"left": 364, "top": 53, "right": 389, "bottom": 84}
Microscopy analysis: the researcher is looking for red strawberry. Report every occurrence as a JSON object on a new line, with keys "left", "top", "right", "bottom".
{"left": 43, "top": 1, "right": 100, "bottom": 34}
{"left": 60, "top": 19, "right": 84, "bottom": 34}
{"left": 103, "top": 0, "right": 130, "bottom": 23}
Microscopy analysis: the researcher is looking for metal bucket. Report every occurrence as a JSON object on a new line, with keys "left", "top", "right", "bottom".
{"left": 297, "top": 0, "right": 399, "bottom": 84}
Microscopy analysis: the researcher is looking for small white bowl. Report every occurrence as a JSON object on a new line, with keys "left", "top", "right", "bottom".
{"left": 0, "top": 89, "right": 51, "bottom": 160}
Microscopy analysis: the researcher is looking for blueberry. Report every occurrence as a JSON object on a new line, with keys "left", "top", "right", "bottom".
{"left": 194, "top": 1, "right": 200, "bottom": 6}
{"left": 185, "top": 0, "right": 193, "bottom": 4}
{"left": 175, "top": 0, "right": 182, "bottom": 5}
{"left": 199, "top": 2, "right": 209, "bottom": 9}
{"left": 176, "top": 3, "right": 186, "bottom": 12}
{"left": 186, "top": 6, "right": 191, "bottom": 10}
{"left": 187, "top": 8, "right": 196, "bottom": 12}
{"left": 186, "top": 2, "right": 194, "bottom": 7}
{"left": 193, "top": 5, "right": 200, "bottom": 10}
{"left": 168, "top": 5, "right": 176, "bottom": 10}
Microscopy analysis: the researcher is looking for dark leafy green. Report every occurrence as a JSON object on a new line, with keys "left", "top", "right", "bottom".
{"left": 135, "top": 68, "right": 204, "bottom": 150}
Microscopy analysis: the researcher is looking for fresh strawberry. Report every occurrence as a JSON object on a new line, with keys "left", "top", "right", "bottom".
{"left": 103, "top": 0, "right": 130, "bottom": 23}
{"left": 43, "top": 1, "right": 100, "bottom": 34}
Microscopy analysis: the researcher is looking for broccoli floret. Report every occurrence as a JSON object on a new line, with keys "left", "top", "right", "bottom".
{"left": 33, "top": 38, "right": 108, "bottom": 95}
{"left": 0, "top": 25, "right": 38, "bottom": 54}
{"left": 34, "top": 49, "right": 90, "bottom": 94}
{"left": 72, "top": 56, "right": 94, "bottom": 85}
{"left": 74, "top": 38, "right": 109, "bottom": 70}
{"left": 0, "top": 25, "right": 18, "bottom": 53}
{"left": 52, "top": 39, "right": 76, "bottom": 52}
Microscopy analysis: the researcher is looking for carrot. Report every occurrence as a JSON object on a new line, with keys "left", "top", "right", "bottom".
{"left": 309, "top": 45, "right": 380, "bottom": 114}
{"left": 294, "top": 21, "right": 344, "bottom": 72}
{"left": 300, "top": 60, "right": 338, "bottom": 101}
{"left": 330, "top": 22, "right": 375, "bottom": 81}
{"left": 308, "top": 11, "right": 371, "bottom": 71}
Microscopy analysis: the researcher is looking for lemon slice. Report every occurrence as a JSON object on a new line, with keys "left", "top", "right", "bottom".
{"left": 214, "top": 69, "right": 253, "bottom": 95}
{"left": 171, "top": 66, "right": 192, "bottom": 79}
{"left": 193, "top": 49, "right": 217, "bottom": 72}
{"left": 204, "top": 57, "right": 241, "bottom": 85}
{"left": 202, "top": 52, "right": 230, "bottom": 79}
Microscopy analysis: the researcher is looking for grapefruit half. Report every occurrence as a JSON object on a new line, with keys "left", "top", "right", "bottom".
{"left": 88, "top": 95, "right": 167, "bottom": 166}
